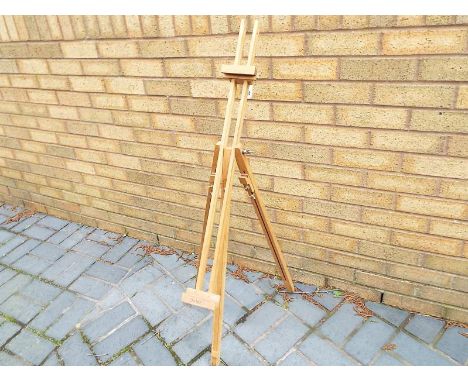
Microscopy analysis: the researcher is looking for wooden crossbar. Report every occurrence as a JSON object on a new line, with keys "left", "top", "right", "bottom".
{"left": 181, "top": 18, "right": 294, "bottom": 366}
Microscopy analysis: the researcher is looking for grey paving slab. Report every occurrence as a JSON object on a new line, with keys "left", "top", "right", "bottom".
{"left": 152, "top": 251, "right": 184, "bottom": 270}
{"left": 87, "top": 229, "right": 123, "bottom": 246}
{"left": 372, "top": 352, "right": 405, "bottom": 366}
{"left": 133, "top": 333, "right": 177, "bottom": 365}
{"left": 0, "top": 294, "right": 43, "bottom": 324}
{"left": 392, "top": 332, "right": 455, "bottom": 365}
{"left": 404, "top": 314, "right": 445, "bottom": 344}
{"left": 278, "top": 350, "right": 312, "bottom": 366}
{"left": 29, "top": 291, "right": 76, "bottom": 331}
{"left": 0, "top": 235, "right": 26, "bottom": 259}
{"left": 43, "top": 351, "right": 62, "bottom": 366}
{"left": 300, "top": 334, "right": 358, "bottom": 366}
{"left": 436, "top": 327, "right": 468, "bottom": 364}
{"left": 92, "top": 316, "right": 149, "bottom": 363}
{"left": 83, "top": 302, "right": 136, "bottom": 343}
{"left": 47, "top": 222, "right": 81, "bottom": 245}
{"left": 1, "top": 238, "right": 40, "bottom": 265}
{"left": 131, "top": 289, "right": 171, "bottom": 326}
{"left": 30, "top": 242, "right": 66, "bottom": 262}
{"left": 58, "top": 332, "right": 98, "bottom": 366}
{"left": 0, "top": 321, "right": 22, "bottom": 347}
{"left": 225, "top": 276, "right": 264, "bottom": 309}
{"left": 10, "top": 214, "right": 44, "bottom": 233}
{"left": 0, "top": 351, "right": 30, "bottom": 365}
{"left": 220, "top": 334, "right": 265, "bottom": 366}
{"left": 0, "top": 204, "right": 18, "bottom": 217}
{"left": 254, "top": 315, "right": 309, "bottom": 364}
{"left": 158, "top": 305, "right": 209, "bottom": 344}
{"left": 172, "top": 263, "right": 197, "bottom": 283}
{"left": 150, "top": 275, "right": 185, "bottom": 312}
{"left": 224, "top": 294, "right": 247, "bottom": 327}
{"left": 13, "top": 253, "right": 51, "bottom": 275}
{"left": 366, "top": 301, "right": 410, "bottom": 326}
{"left": 101, "top": 236, "right": 139, "bottom": 263}
{"left": 312, "top": 291, "right": 342, "bottom": 310}
{"left": 59, "top": 226, "right": 95, "bottom": 250}
{"left": 41, "top": 251, "right": 95, "bottom": 287}
{"left": 0, "top": 230, "right": 14, "bottom": 243}
{"left": 0, "top": 268, "right": 16, "bottom": 286}
{"left": 23, "top": 224, "right": 55, "bottom": 240}
{"left": 191, "top": 351, "right": 212, "bottom": 366}
{"left": 344, "top": 317, "right": 396, "bottom": 364}
{"left": 120, "top": 265, "right": 163, "bottom": 297}
{"left": 319, "top": 303, "right": 364, "bottom": 345}
{"left": 85, "top": 261, "right": 127, "bottom": 284}
{"left": 37, "top": 216, "right": 68, "bottom": 231}
{"left": 288, "top": 297, "right": 327, "bottom": 326}
{"left": 0, "top": 273, "right": 33, "bottom": 304}
{"left": 72, "top": 239, "right": 109, "bottom": 259}
{"left": 69, "top": 275, "right": 113, "bottom": 300}
{"left": 254, "top": 277, "right": 282, "bottom": 295}
{"left": 110, "top": 351, "right": 139, "bottom": 366}
{"left": 21, "top": 279, "right": 62, "bottom": 306}
{"left": 6, "top": 329, "right": 55, "bottom": 365}
{"left": 235, "top": 301, "right": 287, "bottom": 344}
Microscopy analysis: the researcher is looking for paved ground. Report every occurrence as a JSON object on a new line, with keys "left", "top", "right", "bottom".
{"left": 0, "top": 203, "right": 466, "bottom": 366}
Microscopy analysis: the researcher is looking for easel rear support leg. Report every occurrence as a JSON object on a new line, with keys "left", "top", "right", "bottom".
{"left": 235, "top": 148, "right": 294, "bottom": 292}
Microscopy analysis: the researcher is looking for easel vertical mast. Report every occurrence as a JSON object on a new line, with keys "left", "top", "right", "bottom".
{"left": 181, "top": 19, "right": 294, "bottom": 366}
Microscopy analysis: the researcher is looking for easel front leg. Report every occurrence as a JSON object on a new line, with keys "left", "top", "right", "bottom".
{"left": 235, "top": 148, "right": 295, "bottom": 292}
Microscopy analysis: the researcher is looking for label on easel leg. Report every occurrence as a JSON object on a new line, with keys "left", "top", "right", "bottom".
{"left": 247, "top": 84, "right": 253, "bottom": 99}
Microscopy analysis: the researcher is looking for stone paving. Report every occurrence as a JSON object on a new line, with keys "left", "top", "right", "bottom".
{"left": 0, "top": 203, "right": 466, "bottom": 366}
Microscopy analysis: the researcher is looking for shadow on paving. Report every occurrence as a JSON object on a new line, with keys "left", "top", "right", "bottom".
{"left": 0, "top": 204, "right": 466, "bottom": 366}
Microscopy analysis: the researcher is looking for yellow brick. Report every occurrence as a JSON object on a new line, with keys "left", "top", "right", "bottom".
{"left": 250, "top": 157, "right": 303, "bottom": 179}
{"left": 57, "top": 133, "right": 87, "bottom": 148}
{"left": 403, "top": 154, "right": 468, "bottom": 179}
{"left": 307, "top": 31, "right": 380, "bottom": 55}
{"left": 367, "top": 172, "right": 437, "bottom": 196}
{"left": 341, "top": 16, "right": 369, "bottom": 29}
{"left": 305, "top": 164, "right": 364, "bottom": 187}
{"left": 173, "top": 15, "right": 191, "bottom": 35}
{"left": 246, "top": 121, "right": 302, "bottom": 142}
{"left": 334, "top": 148, "right": 400, "bottom": 171}
{"left": 275, "top": 210, "right": 328, "bottom": 231}
{"left": 293, "top": 16, "right": 317, "bottom": 30}
{"left": 356, "top": 272, "right": 415, "bottom": 296}
{"left": 304, "top": 198, "right": 361, "bottom": 221}
{"left": 69, "top": 76, "right": 105, "bottom": 93}
{"left": 410, "top": 110, "right": 468, "bottom": 133}
{"left": 273, "top": 177, "right": 329, "bottom": 199}
{"left": 426, "top": 16, "right": 455, "bottom": 25}
{"left": 98, "top": 124, "right": 135, "bottom": 141}
{"left": 430, "top": 220, "right": 468, "bottom": 240}
{"left": 419, "top": 57, "right": 468, "bottom": 81}
{"left": 340, "top": 57, "right": 417, "bottom": 81}
{"left": 127, "top": 95, "right": 169, "bottom": 113}
{"left": 120, "top": 59, "right": 164, "bottom": 77}
{"left": 210, "top": 15, "right": 229, "bottom": 34}
{"left": 336, "top": 105, "right": 408, "bottom": 130}
{"left": 152, "top": 114, "right": 194, "bottom": 132}
{"left": 90, "top": 94, "right": 127, "bottom": 110}
{"left": 439, "top": 179, "right": 468, "bottom": 201}
{"left": 10, "top": 75, "right": 37, "bottom": 88}
{"left": 107, "top": 153, "right": 141, "bottom": 170}
{"left": 257, "top": 34, "right": 305, "bottom": 56}
{"left": 397, "top": 195, "right": 468, "bottom": 219}
{"left": 304, "top": 230, "right": 358, "bottom": 252}
{"left": 124, "top": 16, "right": 142, "bottom": 38}
{"left": 362, "top": 208, "right": 428, "bottom": 232}
{"left": 164, "top": 58, "right": 212, "bottom": 78}
{"left": 96, "top": 16, "right": 114, "bottom": 38}
{"left": 217, "top": 99, "right": 271, "bottom": 121}
{"left": 139, "top": 39, "right": 187, "bottom": 58}
{"left": 272, "top": 58, "right": 337, "bottom": 80}
{"left": 48, "top": 59, "right": 82, "bottom": 75}
{"left": 135, "top": 129, "right": 174, "bottom": 146}
{"left": 145, "top": 79, "right": 191, "bottom": 96}
{"left": 48, "top": 105, "right": 79, "bottom": 120}
{"left": 447, "top": 135, "right": 468, "bottom": 157}
{"left": 304, "top": 82, "right": 371, "bottom": 104}
{"left": 271, "top": 16, "right": 292, "bottom": 32}
{"left": 57, "top": 91, "right": 91, "bottom": 107}
{"left": 332, "top": 221, "right": 391, "bottom": 244}
{"left": 387, "top": 263, "right": 452, "bottom": 290}
{"left": 97, "top": 40, "right": 139, "bottom": 58}
{"left": 81, "top": 60, "right": 120, "bottom": 76}
{"left": 105, "top": 78, "right": 145, "bottom": 95}
{"left": 27, "top": 89, "right": 58, "bottom": 104}
{"left": 382, "top": 28, "right": 467, "bottom": 55}
{"left": 393, "top": 231, "right": 462, "bottom": 257}
{"left": 273, "top": 103, "right": 333, "bottom": 124}
{"left": 112, "top": 110, "right": 151, "bottom": 128}
{"left": 457, "top": 86, "right": 468, "bottom": 109}
{"left": 374, "top": 84, "right": 455, "bottom": 108}
{"left": 191, "top": 16, "right": 210, "bottom": 35}
{"left": 65, "top": 160, "right": 95, "bottom": 174}
{"left": 317, "top": 16, "right": 341, "bottom": 30}
{"left": 306, "top": 126, "right": 368, "bottom": 148}
{"left": 61, "top": 41, "right": 98, "bottom": 58}
{"left": 253, "top": 81, "right": 302, "bottom": 102}
{"left": 332, "top": 185, "right": 394, "bottom": 209}
{"left": 370, "top": 130, "right": 445, "bottom": 154}
{"left": 396, "top": 16, "right": 425, "bottom": 27}
{"left": 17, "top": 59, "right": 48, "bottom": 74}
{"left": 170, "top": 98, "right": 217, "bottom": 117}
{"left": 359, "top": 241, "right": 422, "bottom": 266}
{"left": 187, "top": 35, "right": 237, "bottom": 56}
{"left": 383, "top": 293, "right": 446, "bottom": 320}
{"left": 79, "top": 108, "right": 113, "bottom": 124}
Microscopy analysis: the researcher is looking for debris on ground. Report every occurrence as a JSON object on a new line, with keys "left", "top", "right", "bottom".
{"left": 445, "top": 320, "right": 468, "bottom": 337}
{"left": 231, "top": 264, "right": 251, "bottom": 283}
{"left": 4, "top": 208, "right": 35, "bottom": 224}
{"left": 138, "top": 244, "right": 176, "bottom": 256}
{"left": 343, "top": 292, "right": 374, "bottom": 319}
{"left": 274, "top": 283, "right": 293, "bottom": 304}
{"left": 382, "top": 343, "right": 397, "bottom": 351}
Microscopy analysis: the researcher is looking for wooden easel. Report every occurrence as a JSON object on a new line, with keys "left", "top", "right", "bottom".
{"left": 181, "top": 19, "right": 294, "bottom": 366}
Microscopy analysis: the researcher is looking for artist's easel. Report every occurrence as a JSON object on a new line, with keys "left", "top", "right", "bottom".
{"left": 181, "top": 19, "right": 294, "bottom": 366}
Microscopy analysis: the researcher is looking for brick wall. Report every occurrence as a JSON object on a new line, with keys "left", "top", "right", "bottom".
{"left": 0, "top": 15, "right": 467, "bottom": 322}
